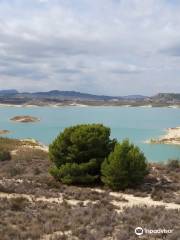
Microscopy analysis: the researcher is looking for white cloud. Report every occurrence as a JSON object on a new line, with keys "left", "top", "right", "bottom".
{"left": 0, "top": 0, "right": 180, "bottom": 95}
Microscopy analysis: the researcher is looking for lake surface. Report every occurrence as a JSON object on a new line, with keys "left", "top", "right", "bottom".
{"left": 0, "top": 106, "right": 180, "bottom": 162}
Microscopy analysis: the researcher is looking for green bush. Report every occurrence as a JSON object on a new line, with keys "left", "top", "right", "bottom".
{"left": 101, "top": 140, "right": 148, "bottom": 190}
{"left": 0, "top": 151, "right": 11, "bottom": 161}
{"left": 49, "top": 124, "right": 116, "bottom": 185}
{"left": 50, "top": 160, "right": 99, "bottom": 185}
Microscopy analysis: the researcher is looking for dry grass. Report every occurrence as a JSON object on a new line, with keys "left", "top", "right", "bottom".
{"left": 0, "top": 138, "right": 180, "bottom": 239}
{"left": 0, "top": 197, "right": 118, "bottom": 240}
{"left": 0, "top": 196, "right": 179, "bottom": 240}
{"left": 0, "top": 137, "right": 39, "bottom": 152}
{"left": 115, "top": 206, "right": 180, "bottom": 240}
{"left": 0, "top": 137, "right": 22, "bottom": 152}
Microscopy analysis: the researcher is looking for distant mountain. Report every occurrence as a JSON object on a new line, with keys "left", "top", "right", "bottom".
{"left": 1, "top": 89, "right": 180, "bottom": 103}
{"left": 0, "top": 89, "right": 18, "bottom": 96}
{"left": 122, "top": 95, "right": 148, "bottom": 100}
{"left": 0, "top": 89, "right": 180, "bottom": 106}
{"left": 30, "top": 90, "right": 118, "bottom": 101}
{"left": 18, "top": 90, "right": 147, "bottom": 101}
{"left": 0, "top": 89, "right": 122, "bottom": 101}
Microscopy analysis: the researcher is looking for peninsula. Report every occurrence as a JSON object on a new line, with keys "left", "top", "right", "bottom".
{"left": 150, "top": 127, "right": 180, "bottom": 145}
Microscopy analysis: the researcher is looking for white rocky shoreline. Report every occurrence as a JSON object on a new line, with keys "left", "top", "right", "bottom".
{"left": 0, "top": 102, "right": 180, "bottom": 108}
{"left": 149, "top": 127, "right": 180, "bottom": 146}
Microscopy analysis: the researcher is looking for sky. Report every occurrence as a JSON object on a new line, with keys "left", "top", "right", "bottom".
{"left": 0, "top": 0, "right": 180, "bottom": 96}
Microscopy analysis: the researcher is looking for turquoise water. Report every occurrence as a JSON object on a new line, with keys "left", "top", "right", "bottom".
{"left": 0, "top": 106, "right": 180, "bottom": 162}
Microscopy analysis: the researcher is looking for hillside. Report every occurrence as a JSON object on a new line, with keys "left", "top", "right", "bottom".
{"left": 0, "top": 89, "right": 180, "bottom": 107}
{"left": 153, "top": 93, "right": 180, "bottom": 102}
{"left": 0, "top": 89, "right": 18, "bottom": 96}
{"left": 0, "top": 89, "right": 147, "bottom": 101}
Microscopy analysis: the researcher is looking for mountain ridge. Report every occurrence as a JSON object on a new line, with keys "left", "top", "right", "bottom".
{"left": 0, "top": 90, "right": 180, "bottom": 106}
{"left": 0, "top": 89, "right": 148, "bottom": 100}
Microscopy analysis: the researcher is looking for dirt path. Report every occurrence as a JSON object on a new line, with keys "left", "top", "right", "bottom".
{"left": 0, "top": 189, "right": 179, "bottom": 211}
{"left": 110, "top": 192, "right": 180, "bottom": 210}
{"left": 0, "top": 192, "right": 95, "bottom": 206}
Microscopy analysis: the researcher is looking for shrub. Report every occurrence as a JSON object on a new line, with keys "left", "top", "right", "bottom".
{"left": 49, "top": 124, "right": 116, "bottom": 185}
{"left": 0, "top": 150, "right": 11, "bottom": 161}
{"left": 167, "top": 159, "right": 180, "bottom": 170}
{"left": 10, "top": 197, "right": 29, "bottom": 211}
{"left": 151, "top": 188, "right": 164, "bottom": 201}
{"left": 8, "top": 165, "right": 24, "bottom": 177}
{"left": 101, "top": 140, "right": 148, "bottom": 190}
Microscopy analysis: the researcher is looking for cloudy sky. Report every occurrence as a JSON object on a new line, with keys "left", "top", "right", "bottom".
{"left": 0, "top": 0, "right": 180, "bottom": 95}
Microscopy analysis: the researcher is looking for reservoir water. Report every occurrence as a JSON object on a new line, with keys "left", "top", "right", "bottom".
{"left": 0, "top": 106, "right": 180, "bottom": 162}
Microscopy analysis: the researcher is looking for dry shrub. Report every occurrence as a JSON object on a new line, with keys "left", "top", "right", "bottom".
{"left": 50, "top": 234, "right": 69, "bottom": 240}
{"left": 167, "top": 159, "right": 180, "bottom": 170}
{"left": 0, "top": 137, "right": 21, "bottom": 151}
{"left": 10, "top": 197, "right": 29, "bottom": 211}
{"left": 12, "top": 148, "right": 48, "bottom": 162}
{"left": 8, "top": 165, "right": 24, "bottom": 177}
{"left": 0, "top": 151, "right": 11, "bottom": 161}
{"left": 151, "top": 188, "right": 164, "bottom": 201}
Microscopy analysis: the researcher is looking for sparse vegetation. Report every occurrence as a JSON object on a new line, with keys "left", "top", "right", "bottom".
{"left": 0, "top": 137, "right": 38, "bottom": 152}
{"left": 0, "top": 137, "right": 22, "bottom": 151}
{"left": 10, "top": 196, "right": 29, "bottom": 211}
{"left": 116, "top": 206, "right": 180, "bottom": 240}
{"left": 0, "top": 196, "right": 179, "bottom": 240}
{"left": 167, "top": 159, "right": 180, "bottom": 170}
{"left": 0, "top": 136, "right": 179, "bottom": 239}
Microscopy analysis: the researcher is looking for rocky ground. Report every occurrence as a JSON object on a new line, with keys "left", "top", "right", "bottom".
{"left": 0, "top": 138, "right": 180, "bottom": 240}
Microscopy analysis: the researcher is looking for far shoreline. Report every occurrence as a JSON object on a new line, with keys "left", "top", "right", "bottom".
{"left": 0, "top": 103, "right": 180, "bottom": 108}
